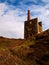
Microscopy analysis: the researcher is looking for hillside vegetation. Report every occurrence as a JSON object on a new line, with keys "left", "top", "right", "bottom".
{"left": 0, "top": 29, "right": 49, "bottom": 65}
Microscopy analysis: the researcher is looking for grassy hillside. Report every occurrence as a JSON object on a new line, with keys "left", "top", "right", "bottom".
{"left": 0, "top": 37, "right": 24, "bottom": 48}
{"left": 0, "top": 29, "right": 49, "bottom": 65}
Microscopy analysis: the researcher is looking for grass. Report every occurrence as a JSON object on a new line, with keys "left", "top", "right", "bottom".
{"left": 0, "top": 29, "right": 49, "bottom": 65}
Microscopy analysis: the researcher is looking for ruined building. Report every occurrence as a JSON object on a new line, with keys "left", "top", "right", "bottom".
{"left": 24, "top": 10, "right": 42, "bottom": 39}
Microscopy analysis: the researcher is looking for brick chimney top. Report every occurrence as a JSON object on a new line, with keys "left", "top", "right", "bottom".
{"left": 27, "top": 10, "right": 30, "bottom": 21}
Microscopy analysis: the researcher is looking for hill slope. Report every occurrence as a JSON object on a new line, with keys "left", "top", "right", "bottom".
{"left": 0, "top": 29, "right": 49, "bottom": 65}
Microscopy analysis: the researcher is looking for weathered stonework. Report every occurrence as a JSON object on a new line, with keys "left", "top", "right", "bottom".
{"left": 38, "top": 22, "right": 42, "bottom": 33}
{"left": 24, "top": 10, "right": 42, "bottom": 39}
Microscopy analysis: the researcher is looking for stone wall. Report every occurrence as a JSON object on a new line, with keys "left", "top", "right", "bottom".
{"left": 24, "top": 10, "right": 42, "bottom": 39}
{"left": 24, "top": 18, "right": 39, "bottom": 39}
{"left": 38, "top": 22, "right": 42, "bottom": 33}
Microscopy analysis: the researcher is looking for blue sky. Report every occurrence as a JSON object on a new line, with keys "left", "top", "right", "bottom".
{"left": 0, "top": 0, "right": 49, "bottom": 38}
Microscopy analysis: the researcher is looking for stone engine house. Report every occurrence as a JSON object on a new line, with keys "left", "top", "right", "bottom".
{"left": 24, "top": 10, "right": 42, "bottom": 39}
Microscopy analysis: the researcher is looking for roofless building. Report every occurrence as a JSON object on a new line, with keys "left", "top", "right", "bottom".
{"left": 24, "top": 10, "right": 42, "bottom": 39}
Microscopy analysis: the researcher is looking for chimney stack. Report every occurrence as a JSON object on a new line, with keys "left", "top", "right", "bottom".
{"left": 27, "top": 10, "right": 30, "bottom": 21}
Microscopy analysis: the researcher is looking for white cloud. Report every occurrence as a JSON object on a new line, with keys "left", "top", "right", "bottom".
{"left": 0, "top": 3, "right": 27, "bottom": 38}
{"left": 42, "top": 0, "right": 49, "bottom": 2}
{"left": 0, "top": 1, "right": 49, "bottom": 38}
{"left": 0, "top": 3, "right": 6, "bottom": 15}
